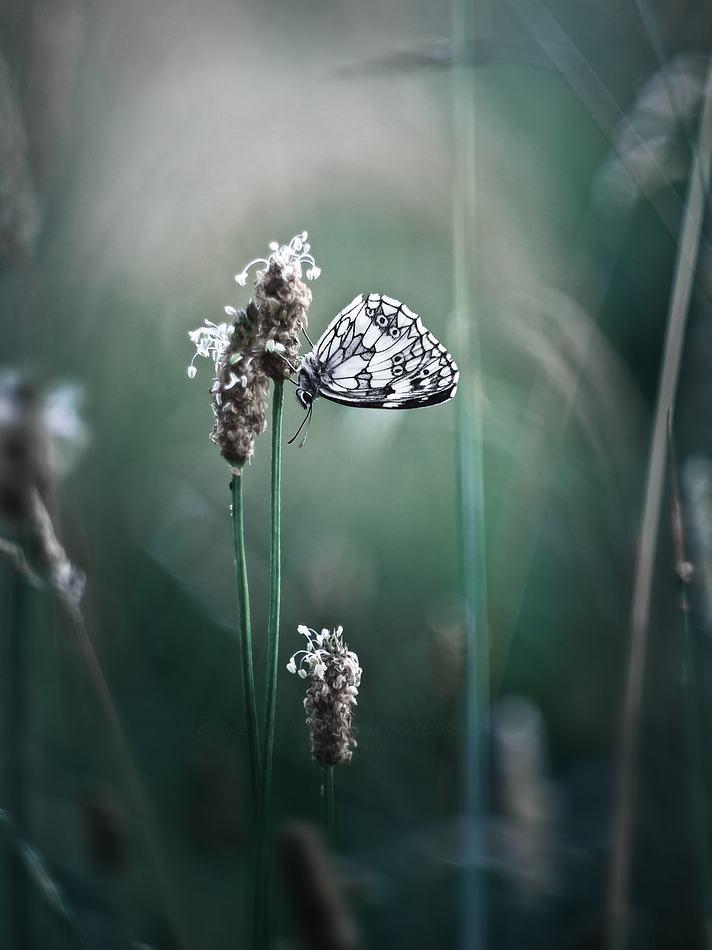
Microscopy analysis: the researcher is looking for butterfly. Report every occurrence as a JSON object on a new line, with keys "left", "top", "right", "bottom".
{"left": 292, "top": 293, "right": 458, "bottom": 442}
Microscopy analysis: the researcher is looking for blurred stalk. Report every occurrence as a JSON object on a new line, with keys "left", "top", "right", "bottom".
{"left": 1, "top": 500, "right": 191, "bottom": 949}
{"left": 68, "top": 609, "right": 192, "bottom": 950}
{"left": 669, "top": 428, "right": 712, "bottom": 949}
{"left": 606, "top": 50, "right": 712, "bottom": 950}
{"left": 6, "top": 532, "right": 30, "bottom": 950}
{"left": 0, "top": 810, "right": 89, "bottom": 950}
{"left": 255, "top": 378, "right": 285, "bottom": 950}
{"left": 631, "top": 0, "right": 667, "bottom": 74}
{"left": 452, "top": 0, "right": 489, "bottom": 948}
{"left": 509, "top": 0, "right": 712, "bottom": 301}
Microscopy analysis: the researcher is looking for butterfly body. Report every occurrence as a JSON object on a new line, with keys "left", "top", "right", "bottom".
{"left": 295, "top": 293, "right": 458, "bottom": 411}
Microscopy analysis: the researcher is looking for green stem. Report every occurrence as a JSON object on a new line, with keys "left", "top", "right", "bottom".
{"left": 6, "top": 540, "right": 29, "bottom": 950}
{"left": 452, "top": 1, "right": 489, "bottom": 948}
{"left": 670, "top": 436, "right": 712, "bottom": 948}
{"left": 323, "top": 765, "right": 335, "bottom": 852}
{"left": 255, "top": 378, "right": 285, "bottom": 950}
{"left": 231, "top": 472, "right": 262, "bottom": 811}
{"left": 263, "top": 377, "right": 284, "bottom": 836}
{"left": 678, "top": 584, "right": 712, "bottom": 947}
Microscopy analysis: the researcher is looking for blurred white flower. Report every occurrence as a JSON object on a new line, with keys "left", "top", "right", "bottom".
{"left": 594, "top": 52, "right": 708, "bottom": 213}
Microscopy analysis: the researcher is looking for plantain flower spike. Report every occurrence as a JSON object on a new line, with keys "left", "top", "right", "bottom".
{"left": 188, "top": 232, "right": 320, "bottom": 468}
{"left": 287, "top": 625, "right": 362, "bottom": 767}
{"left": 237, "top": 231, "right": 320, "bottom": 382}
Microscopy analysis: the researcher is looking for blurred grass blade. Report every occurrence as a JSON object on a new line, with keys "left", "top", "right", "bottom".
{"left": 69, "top": 609, "right": 192, "bottom": 950}
{"left": 6, "top": 540, "right": 30, "bottom": 948}
{"left": 452, "top": 0, "right": 489, "bottom": 947}
{"left": 606, "top": 49, "right": 712, "bottom": 950}
{"left": 508, "top": 0, "right": 712, "bottom": 301}
{"left": 0, "top": 809, "right": 90, "bottom": 949}
{"left": 669, "top": 425, "right": 712, "bottom": 948}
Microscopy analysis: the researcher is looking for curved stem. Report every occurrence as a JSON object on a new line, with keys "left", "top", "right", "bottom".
{"left": 606, "top": 51, "right": 712, "bottom": 950}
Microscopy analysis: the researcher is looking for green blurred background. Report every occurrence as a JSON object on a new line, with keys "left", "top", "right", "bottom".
{"left": 2, "top": 0, "right": 712, "bottom": 946}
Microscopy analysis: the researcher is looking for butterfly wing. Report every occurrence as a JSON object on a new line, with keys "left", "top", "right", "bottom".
{"left": 311, "top": 294, "right": 458, "bottom": 409}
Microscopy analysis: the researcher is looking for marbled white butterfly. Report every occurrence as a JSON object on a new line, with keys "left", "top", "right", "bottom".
{"left": 294, "top": 294, "right": 458, "bottom": 437}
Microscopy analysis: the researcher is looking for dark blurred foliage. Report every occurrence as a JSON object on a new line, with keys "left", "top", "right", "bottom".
{"left": 1, "top": 0, "right": 712, "bottom": 946}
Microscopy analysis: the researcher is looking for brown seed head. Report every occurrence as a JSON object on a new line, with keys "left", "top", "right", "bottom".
{"left": 208, "top": 303, "right": 268, "bottom": 468}
{"left": 288, "top": 626, "right": 362, "bottom": 767}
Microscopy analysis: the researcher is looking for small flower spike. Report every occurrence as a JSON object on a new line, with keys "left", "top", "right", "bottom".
{"left": 189, "top": 305, "right": 268, "bottom": 468}
{"left": 239, "top": 232, "right": 320, "bottom": 382}
{"left": 287, "top": 625, "right": 362, "bottom": 767}
{"left": 188, "top": 232, "right": 319, "bottom": 464}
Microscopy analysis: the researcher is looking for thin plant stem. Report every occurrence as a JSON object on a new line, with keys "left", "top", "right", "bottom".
{"left": 606, "top": 51, "right": 712, "bottom": 950}
{"left": 255, "top": 377, "right": 285, "bottom": 950}
{"left": 263, "top": 377, "right": 284, "bottom": 824}
{"left": 452, "top": 0, "right": 489, "bottom": 948}
{"left": 323, "top": 765, "right": 335, "bottom": 852}
{"left": 677, "top": 589, "right": 712, "bottom": 947}
{"left": 231, "top": 471, "right": 262, "bottom": 812}
{"left": 669, "top": 430, "right": 712, "bottom": 948}
{"left": 678, "top": 599, "right": 712, "bottom": 948}
{"left": 6, "top": 537, "right": 29, "bottom": 950}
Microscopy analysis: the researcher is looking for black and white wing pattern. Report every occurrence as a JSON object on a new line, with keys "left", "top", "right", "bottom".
{"left": 296, "top": 294, "right": 458, "bottom": 411}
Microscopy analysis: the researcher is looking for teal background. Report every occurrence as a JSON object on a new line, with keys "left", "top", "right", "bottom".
{"left": 1, "top": 0, "right": 712, "bottom": 946}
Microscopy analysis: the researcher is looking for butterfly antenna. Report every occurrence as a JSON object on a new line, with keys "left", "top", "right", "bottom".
{"left": 287, "top": 404, "right": 312, "bottom": 446}
{"left": 302, "top": 327, "right": 315, "bottom": 348}
{"left": 299, "top": 406, "right": 313, "bottom": 449}
{"left": 298, "top": 406, "right": 313, "bottom": 448}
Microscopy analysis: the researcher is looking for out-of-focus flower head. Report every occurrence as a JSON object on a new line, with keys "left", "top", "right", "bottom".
{"left": 594, "top": 52, "right": 709, "bottom": 213}
{"left": 0, "top": 371, "right": 86, "bottom": 609}
{"left": 0, "top": 372, "right": 52, "bottom": 522}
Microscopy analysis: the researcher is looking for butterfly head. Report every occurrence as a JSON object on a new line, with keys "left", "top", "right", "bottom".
{"left": 295, "top": 387, "right": 313, "bottom": 410}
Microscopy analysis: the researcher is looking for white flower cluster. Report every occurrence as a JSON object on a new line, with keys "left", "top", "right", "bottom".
{"left": 287, "top": 625, "right": 362, "bottom": 766}
{"left": 186, "top": 231, "right": 319, "bottom": 464}
{"left": 287, "top": 625, "right": 362, "bottom": 701}
{"left": 235, "top": 231, "right": 321, "bottom": 287}
{"left": 187, "top": 316, "right": 236, "bottom": 379}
